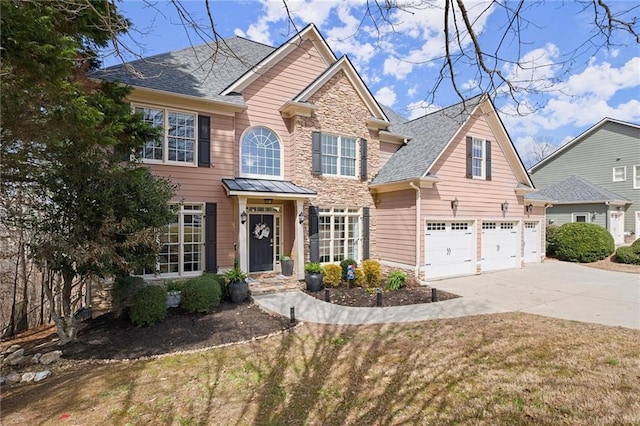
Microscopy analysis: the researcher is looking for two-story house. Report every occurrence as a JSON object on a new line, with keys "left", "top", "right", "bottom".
{"left": 95, "top": 24, "right": 546, "bottom": 284}
{"left": 529, "top": 119, "right": 639, "bottom": 245}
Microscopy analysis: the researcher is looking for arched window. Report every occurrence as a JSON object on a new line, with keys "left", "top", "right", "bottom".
{"left": 240, "top": 126, "right": 282, "bottom": 178}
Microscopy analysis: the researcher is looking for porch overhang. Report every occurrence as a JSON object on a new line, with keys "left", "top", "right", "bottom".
{"left": 222, "top": 178, "right": 317, "bottom": 200}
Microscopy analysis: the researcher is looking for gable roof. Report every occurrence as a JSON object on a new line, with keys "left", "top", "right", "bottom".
{"left": 529, "top": 118, "right": 640, "bottom": 172}
{"left": 293, "top": 55, "right": 389, "bottom": 122}
{"left": 529, "top": 175, "right": 630, "bottom": 204}
{"left": 92, "top": 37, "right": 274, "bottom": 105}
{"left": 371, "top": 95, "right": 484, "bottom": 185}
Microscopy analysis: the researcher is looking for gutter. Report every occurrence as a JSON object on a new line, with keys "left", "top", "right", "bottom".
{"left": 409, "top": 181, "right": 428, "bottom": 285}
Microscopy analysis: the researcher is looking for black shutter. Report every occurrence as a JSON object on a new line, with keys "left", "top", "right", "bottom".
{"left": 198, "top": 115, "right": 211, "bottom": 167}
{"left": 485, "top": 140, "right": 492, "bottom": 181}
{"left": 362, "top": 207, "right": 370, "bottom": 260}
{"left": 309, "top": 206, "right": 319, "bottom": 262}
{"left": 205, "top": 203, "right": 217, "bottom": 272}
{"left": 465, "top": 136, "right": 473, "bottom": 178}
{"left": 360, "top": 139, "right": 368, "bottom": 180}
{"left": 312, "top": 131, "right": 322, "bottom": 175}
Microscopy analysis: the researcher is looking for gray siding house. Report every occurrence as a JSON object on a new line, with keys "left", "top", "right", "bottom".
{"left": 529, "top": 118, "right": 639, "bottom": 244}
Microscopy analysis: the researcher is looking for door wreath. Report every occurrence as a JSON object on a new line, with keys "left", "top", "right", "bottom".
{"left": 253, "top": 222, "right": 270, "bottom": 240}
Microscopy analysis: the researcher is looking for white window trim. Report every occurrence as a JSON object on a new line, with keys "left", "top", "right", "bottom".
{"left": 239, "top": 126, "right": 284, "bottom": 180}
{"left": 320, "top": 134, "right": 360, "bottom": 179}
{"left": 572, "top": 212, "right": 591, "bottom": 223}
{"left": 612, "top": 166, "right": 626, "bottom": 182}
{"left": 633, "top": 165, "right": 640, "bottom": 189}
{"left": 134, "top": 104, "right": 198, "bottom": 167}
{"left": 318, "top": 207, "right": 362, "bottom": 263}
{"left": 471, "top": 137, "right": 486, "bottom": 180}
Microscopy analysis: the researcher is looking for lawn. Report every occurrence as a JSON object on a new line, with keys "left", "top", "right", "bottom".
{"left": 2, "top": 312, "right": 639, "bottom": 425}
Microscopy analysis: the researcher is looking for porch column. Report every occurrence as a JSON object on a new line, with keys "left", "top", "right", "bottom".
{"left": 238, "top": 197, "right": 248, "bottom": 273}
{"left": 295, "top": 199, "right": 305, "bottom": 280}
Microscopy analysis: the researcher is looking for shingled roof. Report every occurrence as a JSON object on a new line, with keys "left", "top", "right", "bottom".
{"left": 528, "top": 175, "right": 630, "bottom": 204}
{"left": 92, "top": 37, "right": 275, "bottom": 104}
{"left": 371, "top": 94, "right": 484, "bottom": 185}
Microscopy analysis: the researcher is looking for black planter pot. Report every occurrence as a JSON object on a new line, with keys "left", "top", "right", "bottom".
{"left": 228, "top": 279, "right": 249, "bottom": 303}
{"left": 281, "top": 259, "right": 294, "bottom": 276}
{"left": 305, "top": 273, "right": 323, "bottom": 292}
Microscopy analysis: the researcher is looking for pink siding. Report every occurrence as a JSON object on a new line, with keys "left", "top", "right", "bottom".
{"left": 376, "top": 189, "right": 416, "bottom": 265}
{"left": 379, "top": 141, "right": 400, "bottom": 169}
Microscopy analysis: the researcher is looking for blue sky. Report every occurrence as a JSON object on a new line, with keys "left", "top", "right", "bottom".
{"left": 103, "top": 1, "right": 640, "bottom": 166}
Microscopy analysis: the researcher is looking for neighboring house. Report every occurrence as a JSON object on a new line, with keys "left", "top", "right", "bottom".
{"left": 94, "top": 23, "right": 545, "bottom": 283}
{"left": 529, "top": 119, "right": 639, "bottom": 245}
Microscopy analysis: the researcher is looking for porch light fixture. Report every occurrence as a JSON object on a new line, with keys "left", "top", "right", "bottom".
{"left": 450, "top": 197, "right": 459, "bottom": 212}
{"left": 501, "top": 200, "right": 509, "bottom": 212}
{"left": 526, "top": 203, "right": 533, "bottom": 213}
{"left": 298, "top": 211, "right": 305, "bottom": 224}
{"left": 240, "top": 210, "right": 247, "bottom": 224}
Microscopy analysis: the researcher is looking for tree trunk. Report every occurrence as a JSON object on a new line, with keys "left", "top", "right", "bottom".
{"left": 42, "top": 271, "right": 78, "bottom": 345}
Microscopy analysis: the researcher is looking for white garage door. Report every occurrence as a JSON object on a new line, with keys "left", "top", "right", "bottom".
{"left": 425, "top": 221, "right": 475, "bottom": 279}
{"left": 523, "top": 221, "right": 540, "bottom": 263}
{"left": 482, "top": 221, "right": 519, "bottom": 271}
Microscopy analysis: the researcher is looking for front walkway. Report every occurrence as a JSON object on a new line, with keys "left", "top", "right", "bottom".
{"left": 251, "top": 262, "right": 640, "bottom": 329}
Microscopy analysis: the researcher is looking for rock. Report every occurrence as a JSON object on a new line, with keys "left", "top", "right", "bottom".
{"left": 5, "top": 344, "right": 21, "bottom": 355}
{"left": 6, "top": 373, "right": 21, "bottom": 385}
{"left": 21, "top": 372, "right": 36, "bottom": 383}
{"left": 39, "top": 350, "right": 62, "bottom": 365}
{"left": 6, "top": 348, "right": 25, "bottom": 365}
{"left": 34, "top": 370, "right": 52, "bottom": 382}
{"left": 32, "top": 353, "right": 42, "bottom": 364}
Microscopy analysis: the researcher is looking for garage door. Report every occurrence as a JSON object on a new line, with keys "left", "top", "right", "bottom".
{"left": 523, "top": 221, "right": 540, "bottom": 263}
{"left": 425, "top": 221, "right": 475, "bottom": 279}
{"left": 481, "top": 221, "right": 519, "bottom": 271}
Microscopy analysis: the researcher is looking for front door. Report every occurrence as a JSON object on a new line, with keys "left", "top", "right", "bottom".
{"left": 249, "top": 213, "right": 274, "bottom": 272}
{"left": 609, "top": 211, "right": 624, "bottom": 245}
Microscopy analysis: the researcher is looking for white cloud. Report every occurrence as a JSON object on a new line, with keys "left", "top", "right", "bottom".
{"left": 407, "top": 85, "right": 418, "bottom": 97}
{"left": 406, "top": 100, "right": 440, "bottom": 120}
{"left": 375, "top": 86, "right": 397, "bottom": 106}
{"left": 560, "top": 57, "right": 640, "bottom": 99}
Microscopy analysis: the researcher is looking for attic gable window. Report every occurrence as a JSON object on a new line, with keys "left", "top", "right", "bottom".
{"left": 466, "top": 136, "right": 492, "bottom": 180}
{"left": 135, "top": 106, "right": 198, "bottom": 165}
{"left": 612, "top": 166, "right": 626, "bottom": 182}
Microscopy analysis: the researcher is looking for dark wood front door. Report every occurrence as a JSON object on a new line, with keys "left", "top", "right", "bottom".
{"left": 249, "top": 214, "right": 274, "bottom": 272}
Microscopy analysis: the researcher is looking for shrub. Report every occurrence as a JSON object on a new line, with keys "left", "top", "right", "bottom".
{"left": 615, "top": 246, "right": 640, "bottom": 265}
{"left": 340, "top": 258, "right": 358, "bottom": 280}
{"left": 553, "top": 223, "right": 614, "bottom": 263}
{"left": 181, "top": 274, "right": 223, "bottom": 314}
{"left": 112, "top": 275, "right": 145, "bottom": 317}
{"left": 322, "top": 264, "right": 342, "bottom": 287}
{"left": 362, "top": 259, "right": 381, "bottom": 288}
{"left": 631, "top": 238, "right": 640, "bottom": 251}
{"left": 545, "top": 224, "right": 560, "bottom": 256}
{"left": 386, "top": 270, "right": 407, "bottom": 291}
{"left": 354, "top": 267, "right": 366, "bottom": 287}
{"left": 165, "top": 279, "right": 184, "bottom": 293}
{"left": 129, "top": 285, "right": 167, "bottom": 327}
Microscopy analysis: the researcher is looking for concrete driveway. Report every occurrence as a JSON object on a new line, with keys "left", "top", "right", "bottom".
{"left": 431, "top": 261, "right": 639, "bottom": 329}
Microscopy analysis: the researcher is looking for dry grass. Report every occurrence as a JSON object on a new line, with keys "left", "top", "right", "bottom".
{"left": 2, "top": 312, "right": 639, "bottom": 425}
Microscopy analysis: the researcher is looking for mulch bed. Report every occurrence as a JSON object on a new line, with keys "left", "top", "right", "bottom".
{"left": 304, "top": 285, "right": 459, "bottom": 307}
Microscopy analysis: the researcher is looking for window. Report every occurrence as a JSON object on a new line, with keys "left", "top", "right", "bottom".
{"left": 141, "top": 204, "right": 204, "bottom": 276}
{"left": 135, "top": 106, "right": 196, "bottom": 164}
{"left": 241, "top": 126, "right": 281, "bottom": 178}
{"left": 321, "top": 134, "right": 357, "bottom": 177}
{"left": 572, "top": 213, "right": 589, "bottom": 223}
{"left": 472, "top": 138, "right": 485, "bottom": 178}
{"left": 613, "top": 166, "right": 626, "bottom": 182}
{"left": 318, "top": 207, "right": 361, "bottom": 262}
{"left": 633, "top": 165, "right": 640, "bottom": 189}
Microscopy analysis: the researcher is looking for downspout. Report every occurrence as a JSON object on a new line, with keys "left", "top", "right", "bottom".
{"left": 409, "top": 181, "right": 428, "bottom": 285}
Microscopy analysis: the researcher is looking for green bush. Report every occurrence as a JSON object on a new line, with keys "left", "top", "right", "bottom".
{"left": 362, "top": 259, "right": 381, "bottom": 288}
{"left": 354, "top": 267, "right": 365, "bottom": 287}
{"left": 129, "top": 285, "right": 167, "bottom": 327}
{"left": 181, "top": 274, "right": 223, "bottom": 313}
{"left": 386, "top": 270, "right": 407, "bottom": 291}
{"left": 631, "top": 238, "right": 640, "bottom": 251}
{"left": 322, "top": 264, "right": 342, "bottom": 287}
{"left": 112, "top": 275, "right": 145, "bottom": 318}
{"left": 165, "top": 279, "right": 184, "bottom": 293}
{"left": 615, "top": 246, "right": 640, "bottom": 265}
{"left": 553, "top": 223, "right": 614, "bottom": 263}
{"left": 340, "top": 258, "right": 358, "bottom": 280}
{"left": 545, "top": 224, "right": 560, "bottom": 256}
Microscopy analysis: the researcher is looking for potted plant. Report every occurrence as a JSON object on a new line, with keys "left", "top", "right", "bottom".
{"left": 304, "top": 262, "right": 323, "bottom": 292}
{"left": 225, "top": 263, "right": 249, "bottom": 303}
{"left": 281, "top": 255, "right": 294, "bottom": 276}
{"left": 165, "top": 280, "right": 183, "bottom": 308}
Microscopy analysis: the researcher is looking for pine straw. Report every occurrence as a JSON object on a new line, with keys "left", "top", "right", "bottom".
{"left": 2, "top": 312, "right": 639, "bottom": 425}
